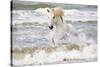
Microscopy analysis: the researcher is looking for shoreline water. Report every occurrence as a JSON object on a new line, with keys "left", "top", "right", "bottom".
{"left": 11, "top": 1, "right": 97, "bottom": 66}
{"left": 12, "top": 44, "right": 97, "bottom": 66}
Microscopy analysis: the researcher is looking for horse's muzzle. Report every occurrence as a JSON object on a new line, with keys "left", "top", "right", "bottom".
{"left": 49, "top": 25, "right": 53, "bottom": 30}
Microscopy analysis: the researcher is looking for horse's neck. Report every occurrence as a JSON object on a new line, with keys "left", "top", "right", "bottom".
{"left": 54, "top": 16, "right": 66, "bottom": 34}
{"left": 56, "top": 16, "right": 65, "bottom": 27}
{"left": 53, "top": 16, "right": 66, "bottom": 34}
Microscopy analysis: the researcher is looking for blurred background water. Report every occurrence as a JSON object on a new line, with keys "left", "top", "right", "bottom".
{"left": 12, "top": 1, "right": 97, "bottom": 48}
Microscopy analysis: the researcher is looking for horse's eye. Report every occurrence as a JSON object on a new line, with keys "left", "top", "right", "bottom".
{"left": 53, "top": 16, "right": 55, "bottom": 19}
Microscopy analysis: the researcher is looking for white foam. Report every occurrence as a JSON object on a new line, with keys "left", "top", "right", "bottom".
{"left": 12, "top": 8, "right": 97, "bottom": 25}
{"left": 13, "top": 44, "right": 97, "bottom": 65}
{"left": 64, "top": 9, "right": 97, "bottom": 21}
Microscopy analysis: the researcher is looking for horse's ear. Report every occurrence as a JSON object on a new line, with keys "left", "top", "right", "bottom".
{"left": 47, "top": 9, "right": 50, "bottom": 12}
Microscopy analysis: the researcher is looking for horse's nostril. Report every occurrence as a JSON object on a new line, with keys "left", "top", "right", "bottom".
{"left": 49, "top": 26, "right": 53, "bottom": 30}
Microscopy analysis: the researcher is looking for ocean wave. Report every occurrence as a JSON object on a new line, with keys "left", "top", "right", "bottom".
{"left": 12, "top": 8, "right": 97, "bottom": 25}
{"left": 13, "top": 1, "right": 97, "bottom": 10}
{"left": 12, "top": 44, "right": 97, "bottom": 66}
{"left": 12, "top": 19, "right": 97, "bottom": 48}
{"left": 12, "top": 8, "right": 97, "bottom": 48}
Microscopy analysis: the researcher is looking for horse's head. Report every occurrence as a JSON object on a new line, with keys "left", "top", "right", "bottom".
{"left": 46, "top": 8, "right": 57, "bottom": 30}
{"left": 46, "top": 7, "right": 64, "bottom": 30}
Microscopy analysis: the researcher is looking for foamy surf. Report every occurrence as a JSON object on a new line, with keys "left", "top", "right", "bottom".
{"left": 12, "top": 43, "right": 97, "bottom": 66}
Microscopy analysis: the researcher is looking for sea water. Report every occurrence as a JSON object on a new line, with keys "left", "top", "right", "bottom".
{"left": 12, "top": 2, "right": 97, "bottom": 48}
{"left": 12, "top": 1, "right": 97, "bottom": 66}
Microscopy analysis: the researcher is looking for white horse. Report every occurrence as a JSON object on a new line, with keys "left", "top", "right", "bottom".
{"left": 46, "top": 7, "right": 77, "bottom": 46}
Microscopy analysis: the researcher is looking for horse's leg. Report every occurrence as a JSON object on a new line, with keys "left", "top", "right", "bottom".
{"left": 49, "top": 37, "right": 55, "bottom": 47}
{"left": 49, "top": 31, "right": 55, "bottom": 47}
{"left": 53, "top": 34, "right": 59, "bottom": 46}
{"left": 50, "top": 33, "right": 57, "bottom": 47}
{"left": 52, "top": 37, "right": 56, "bottom": 47}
